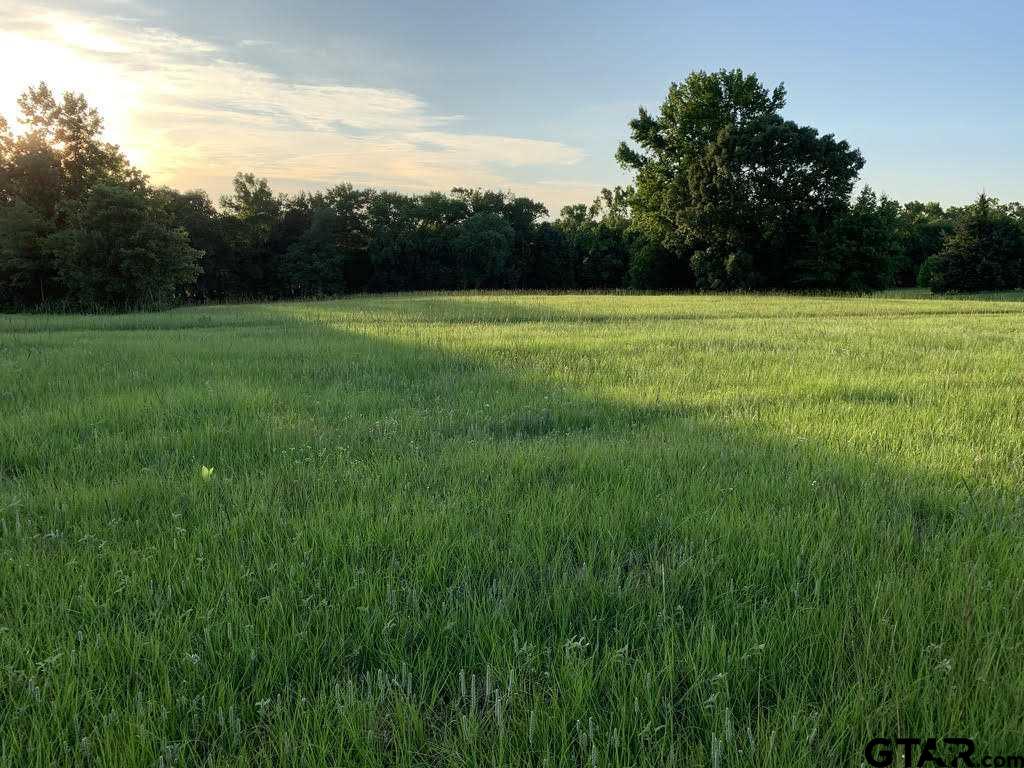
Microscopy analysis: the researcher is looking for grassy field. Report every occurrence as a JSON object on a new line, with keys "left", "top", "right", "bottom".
{"left": 2, "top": 292, "right": 1023, "bottom": 766}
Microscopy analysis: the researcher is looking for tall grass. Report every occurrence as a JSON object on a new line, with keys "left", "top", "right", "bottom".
{"left": 1, "top": 292, "right": 1022, "bottom": 766}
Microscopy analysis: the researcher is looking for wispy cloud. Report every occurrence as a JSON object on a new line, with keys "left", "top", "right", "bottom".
{"left": 0, "top": 4, "right": 597, "bottom": 211}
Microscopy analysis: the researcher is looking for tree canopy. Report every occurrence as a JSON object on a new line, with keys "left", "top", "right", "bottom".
{"left": 922, "top": 194, "right": 1023, "bottom": 293}
{"left": 0, "top": 83, "right": 195, "bottom": 308}
{"left": 618, "top": 69, "right": 866, "bottom": 290}
{"left": 0, "top": 77, "right": 1021, "bottom": 310}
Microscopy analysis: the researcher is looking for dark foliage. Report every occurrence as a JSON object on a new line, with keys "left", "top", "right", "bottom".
{"left": 46, "top": 184, "right": 201, "bottom": 308}
{"left": 1, "top": 77, "right": 1021, "bottom": 310}
{"left": 923, "top": 195, "right": 1023, "bottom": 293}
{"left": 617, "top": 69, "right": 866, "bottom": 290}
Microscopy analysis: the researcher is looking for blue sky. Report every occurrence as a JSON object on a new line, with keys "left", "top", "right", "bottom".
{"left": 2, "top": 0, "right": 1021, "bottom": 212}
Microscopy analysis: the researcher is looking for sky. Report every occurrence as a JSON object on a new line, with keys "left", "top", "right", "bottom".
{"left": 1, "top": 0, "right": 1022, "bottom": 213}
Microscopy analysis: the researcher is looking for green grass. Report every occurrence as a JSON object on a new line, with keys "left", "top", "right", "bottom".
{"left": 2, "top": 292, "right": 1023, "bottom": 766}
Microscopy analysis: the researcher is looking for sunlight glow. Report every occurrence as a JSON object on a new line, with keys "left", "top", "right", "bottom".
{"left": 0, "top": 14, "right": 147, "bottom": 165}
{"left": 0, "top": 5, "right": 594, "bottom": 209}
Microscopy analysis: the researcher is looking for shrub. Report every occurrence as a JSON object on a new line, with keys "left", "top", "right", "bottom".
{"left": 48, "top": 184, "right": 202, "bottom": 308}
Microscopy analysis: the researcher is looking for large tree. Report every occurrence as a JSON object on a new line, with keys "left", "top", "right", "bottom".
{"left": 153, "top": 188, "right": 235, "bottom": 300}
{"left": 13, "top": 82, "right": 144, "bottom": 205}
{"left": 894, "top": 201, "right": 955, "bottom": 288}
{"left": 282, "top": 184, "right": 371, "bottom": 296}
{"left": 2, "top": 132, "right": 63, "bottom": 220}
{"left": 617, "top": 69, "right": 864, "bottom": 290}
{"left": 0, "top": 83, "right": 155, "bottom": 306}
{"left": 0, "top": 199, "right": 55, "bottom": 305}
{"left": 805, "top": 186, "right": 902, "bottom": 292}
{"left": 363, "top": 191, "right": 426, "bottom": 292}
{"left": 48, "top": 184, "right": 202, "bottom": 308}
{"left": 450, "top": 188, "right": 548, "bottom": 288}
{"left": 923, "top": 194, "right": 1023, "bottom": 293}
{"left": 452, "top": 212, "right": 515, "bottom": 289}
{"left": 219, "top": 172, "right": 283, "bottom": 296}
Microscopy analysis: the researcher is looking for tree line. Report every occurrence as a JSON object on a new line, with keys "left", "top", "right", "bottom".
{"left": 2, "top": 72, "right": 1022, "bottom": 310}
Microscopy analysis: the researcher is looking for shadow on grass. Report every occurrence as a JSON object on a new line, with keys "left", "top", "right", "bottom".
{"left": 294, "top": 291, "right": 1024, "bottom": 326}
{"left": 271, "top": 303, "right": 1022, "bottom": 738}
{"left": 3, "top": 296, "right": 1022, "bottom": 764}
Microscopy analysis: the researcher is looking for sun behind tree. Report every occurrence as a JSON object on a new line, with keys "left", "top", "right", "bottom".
{"left": 0, "top": 83, "right": 200, "bottom": 308}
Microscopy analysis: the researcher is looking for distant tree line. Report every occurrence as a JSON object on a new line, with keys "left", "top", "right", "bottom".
{"left": 2, "top": 73, "right": 1023, "bottom": 310}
